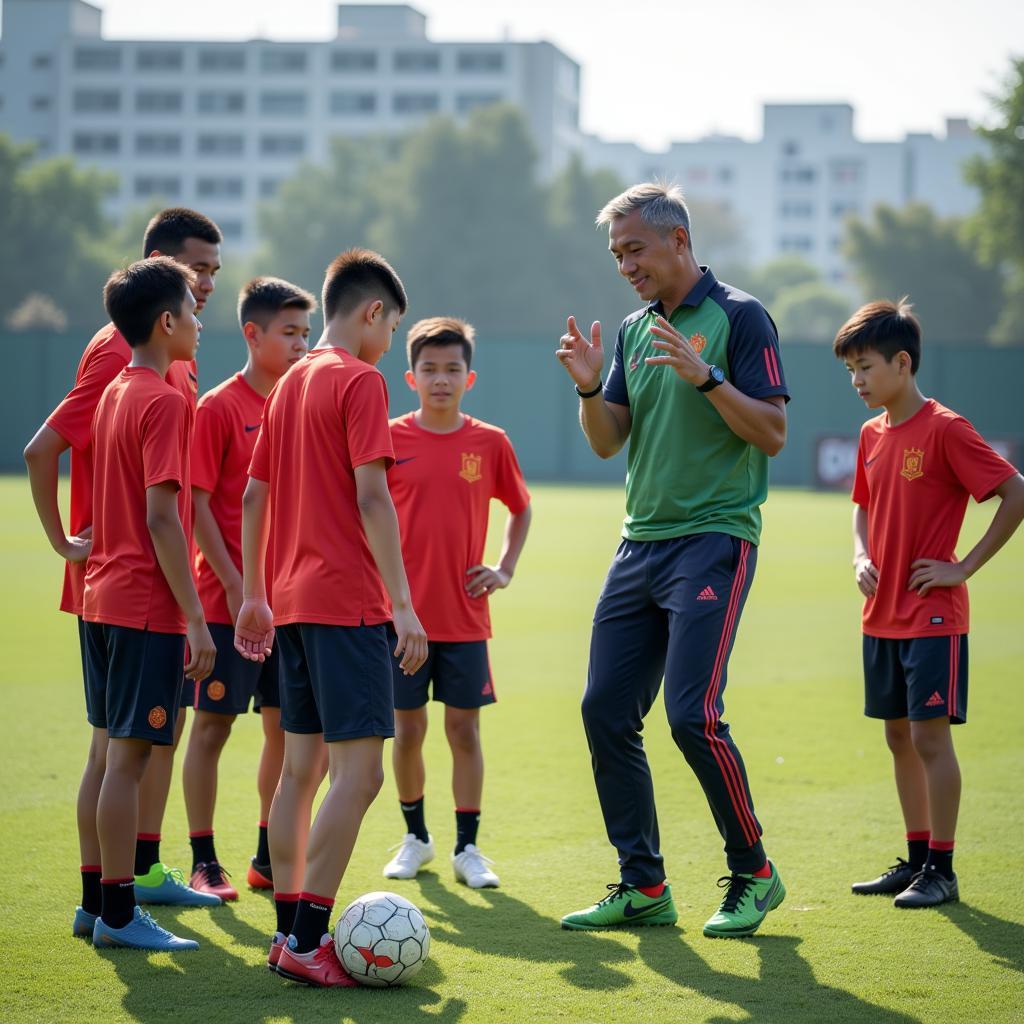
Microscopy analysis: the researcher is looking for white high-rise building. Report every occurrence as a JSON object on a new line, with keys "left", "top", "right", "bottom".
{"left": 0, "top": 0, "right": 581, "bottom": 247}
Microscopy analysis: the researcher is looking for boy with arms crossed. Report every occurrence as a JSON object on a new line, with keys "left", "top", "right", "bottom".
{"left": 235, "top": 250, "right": 428, "bottom": 986}
{"left": 182, "top": 278, "right": 315, "bottom": 900}
{"left": 382, "top": 317, "right": 531, "bottom": 888}
{"left": 836, "top": 300, "right": 1024, "bottom": 907}
{"left": 85, "top": 258, "right": 218, "bottom": 949}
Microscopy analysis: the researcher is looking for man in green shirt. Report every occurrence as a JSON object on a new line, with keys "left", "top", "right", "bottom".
{"left": 556, "top": 183, "right": 790, "bottom": 937}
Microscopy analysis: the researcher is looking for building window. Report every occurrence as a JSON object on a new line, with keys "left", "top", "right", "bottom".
{"left": 260, "top": 134, "right": 305, "bottom": 156}
{"left": 197, "top": 177, "right": 244, "bottom": 199}
{"left": 261, "top": 49, "right": 307, "bottom": 73}
{"left": 73, "top": 132, "right": 120, "bottom": 155}
{"left": 782, "top": 140, "right": 800, "bottom": 157}
{"left": 136, "top": 48, "right": 184, "bottom": 72}
{"left": 260, "top": 178, "right": 283, "bottom": 198}
{"left": 830, "top": 159, "right": 863, "bottom": 185}
{"left": 457, "top": 51, "right": 504, "bottom": 73}
{"left": 73, "top": 89, "right": 121, "bottom": 113}
{"left": 717, "top": 166, "right": 734, "bottom": 183}
{"left": 31, "top": 96, "right": 52, "bottom": 111}
{"left": 219, "top": 220, "right": 244, "bottom": 241}
{"left": 260, "top": 92, "right": 307, "bottom": 116}
{"left": 198, "top": 91, "right": 245, "bottom": 114}
{"left": 198, "top": 49, "right": 246, "bottom": 72}
{"left": 831, "top": 200, "right": 860, "bottom": 218}
{"left": 136, "top": 133, "right": 182, "bottom": 155}
{"left": 135, "top": 176, "right": 181, "bottom": 198}
{"left": 456, "top": 93, "right": 501, "bottom": 114}
{"left": 330, "top": 91, "right": 377, "bottom": 115}
{"left": 136, "top": 90, "right": 182, "bottom": 114}
{"left": 197, "top": 134, "right": 245, "bottom": 156}
{"left": 394, "top": 51, "right": 440, "bottom": 73}
{"left": 779, "top": 166, "right": 817, "bottom": 184}
{"left": 331, "top": 49, "right": 378, "bottom": 72}
{"left": 32, "top": 54, "right": 53, "bottom": 70}
{"left": 393, "top": 93, "right": 440, "bottom": 114}
{"left": 780, "top": 200, "right": 814, "bottom": 218}
{"left": 779, "top": 235, "right": 814, "bottom": 253}
{"left": 74, "top": 47, "right": 121, "bottom": 72}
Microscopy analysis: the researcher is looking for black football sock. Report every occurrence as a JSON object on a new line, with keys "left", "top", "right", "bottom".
{"left": 907, "top": 831, "right": 930, "bottom": 871}
{"left": 100, "top": 877, "right": 136, "bottom": 930}
{"left": 255, "top": 821, "right": 270, "bottom": 865}
{"left": 401, "top": 796, "right": 429, "bottom": 844}
{"left": 81, "top": 865, "right": 102, "bottom": 916}
{"left": 189, "top": 830, "right": 217, "bottom": 870}
{"left": 274, "top": 892, "right": 299, "bottom": 936}
{"left": 134, "top": 834, "right": 161, "bottom": 876}
{"left": 454, "top": 807, "right": 480, "bottom": 855}
{"left": 925, "top": 842, "right": 955, "bottom": 880}
{"left": 291, "top": 893, "right": 334, "bottom": 953}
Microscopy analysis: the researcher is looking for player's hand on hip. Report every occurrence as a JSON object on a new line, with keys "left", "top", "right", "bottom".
{"left": 907, "top": 558, "right": 966, "bottom": 597}
{"left": 61, "top": 532, "right": 93, "bottom": 564}
{"left": 465, "top": 564, "right": 510, "bottom": 599}
{"left": 556, "top": 316, "right": 604, "bottom": 390}
{"left": 234, "top": 598, "right": 275, "bottom": 662}
{"left": 647, "top": 316, "right": 707, "bottom": 385}
{"left": 392, "top": 606, "right": 428, "bottom": 676}
{"left": 185, "top": 619, "right": 217, "bottom": 682}
{"left": 854, "top": 555, "right": 878, "bottom": 597}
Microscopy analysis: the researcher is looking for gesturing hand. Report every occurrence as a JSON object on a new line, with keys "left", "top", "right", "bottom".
{"left": 556, "top": 316, "right": 604, "bottom": 390}
{"left": 646, "top": 316, "right": 708, "bottom": 386}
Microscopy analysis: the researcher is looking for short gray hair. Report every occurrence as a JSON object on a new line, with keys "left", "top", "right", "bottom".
{"left": 596, "top": 182, "right": 691, "bottom": 243}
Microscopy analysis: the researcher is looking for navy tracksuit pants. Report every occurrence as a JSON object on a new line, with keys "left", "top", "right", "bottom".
{"left": 583, "top": 532, "right": 765, "bottom": 884}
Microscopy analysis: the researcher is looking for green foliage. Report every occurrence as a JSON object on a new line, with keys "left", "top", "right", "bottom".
{"left": 742, "top": 255, "right": 822, "bottom": 308}
{"left": 845, "top": 203, "right": 1002, "bottom": 342}
{"left": 773, "top": 280, "right": 854, "bottom": 341}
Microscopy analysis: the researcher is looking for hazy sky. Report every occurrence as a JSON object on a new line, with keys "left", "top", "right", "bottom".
{"left": 51, "top": 0, "right": 1024, "bottom": 149}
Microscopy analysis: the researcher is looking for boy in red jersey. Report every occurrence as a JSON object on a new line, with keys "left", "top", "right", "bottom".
{"left": 235, "top": 249, "right": 428, "bottom": 987}
{"left": 382, "top": 318, "right": 532, "bottom": 888}
{"left": 835, "top": 299, "right": 1024, "bottom": 908}
{"left": 83, "top": 258, "right": 218, "bottom": 949}
{"left": 182, "top": 277, "right": 316, "bottom": 901}
{"left": 24, "top": 209, "right": 223, "bottom": 925}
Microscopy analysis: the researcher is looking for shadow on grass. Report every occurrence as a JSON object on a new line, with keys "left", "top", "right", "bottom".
{"left": 937, "top": 902, "right": 1024, "bottom": 974}
{"left": 92, "top": 903, "right": 467, "bottom": 1024}
{"left": 412, "top": 873, "right": 634, "bottom": 990}
{"left": 637, "top": 931, "right": 923, "bottom": 1024}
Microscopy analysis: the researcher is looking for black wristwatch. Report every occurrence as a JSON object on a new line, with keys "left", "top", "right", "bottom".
{"left": 697, "top": 365, "right": 725, "bottom": 393}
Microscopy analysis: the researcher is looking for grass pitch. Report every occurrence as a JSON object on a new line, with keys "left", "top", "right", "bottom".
{"left": 1, "top": 478, "right": 1021, "bottom": 1024}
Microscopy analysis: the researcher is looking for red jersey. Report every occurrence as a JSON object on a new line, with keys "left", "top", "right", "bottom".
{"left": 388, "top": 413, "right": 531, "bottom": 641}
{"left": 46, "top": 322, "right": 197, "bottom": 616}
{"left": 249, "top": 348, "right": 395, "bottom": 627}
{"left": 83, "top": 367, "right": 194, "bottom": 634}
{"left": 192, "top": 372, "right": 267, "bottom": 625}
{"left": 852, "top": 399, "right": 1017, "bottom": 639}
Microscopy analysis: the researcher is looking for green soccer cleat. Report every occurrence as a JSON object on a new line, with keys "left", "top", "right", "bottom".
{"left": 703, "top": 861, "right": 786, "bottom": 938}
{"left": 561, "top": 882, "right": 678, "bottom": 931}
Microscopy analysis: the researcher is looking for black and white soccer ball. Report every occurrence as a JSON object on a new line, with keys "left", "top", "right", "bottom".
{"left": 334, "top": 891, "right": 430, "bottom": 987}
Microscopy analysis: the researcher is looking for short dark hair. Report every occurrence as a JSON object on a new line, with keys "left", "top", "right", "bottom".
{"left": 143, "top": 207, "right": 222, "bottom": 258}
{"left": 104, "top": 257, "right": 195, "bottom": 348}
{"left": 407, "top": 316, "right": 475, "bottom": 370}
{"left": 833, "top": 298, "right": 922, "bottom": 374}
{"left": 238, "top": 276, "right": 317, "bottom": 331}
{"left": 322, "top": 248, "right": 407, "bottom": 322}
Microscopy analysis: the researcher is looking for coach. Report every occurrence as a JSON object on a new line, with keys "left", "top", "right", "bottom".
{"left": 556, "top": 183, "right": 790, "bottom": 938}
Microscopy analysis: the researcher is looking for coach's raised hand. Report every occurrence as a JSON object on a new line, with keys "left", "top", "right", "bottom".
{"left": 557, "top": 316, "right": 603, "bottom": 390}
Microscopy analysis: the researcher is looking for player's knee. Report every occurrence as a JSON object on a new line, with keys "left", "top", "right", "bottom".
{"left": 395, "top": 716, "right": 428, "bottom": 749}
{"left": 581, "top": 689, "right": 620, "bottom": 738}
{"left": 884, "top": 719, "right": 912, "bottom": 755}
{"left": 666, "top": 708, "right": 706, "bottom": 751}
{"left": 444, "top": 716, "right": 479, "bottom": 754}
{"left": 193, "top": 712, "right": 234, "bottom": 749}
{"left": 909, "top": 724, "right": 950, "bottom": 762}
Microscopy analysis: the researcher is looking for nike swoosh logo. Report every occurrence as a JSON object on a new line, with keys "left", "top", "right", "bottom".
{"left": 244, "top": 424, "right": 260, "bottom": 432}
{"left": 395, "top": 457, "right": 417, "bottom": 465}
{"left": 754, "top": 876, "right": 780, "bottom": 912}
{"left": 623, "top": 897, "right": 671, "bottom": 918}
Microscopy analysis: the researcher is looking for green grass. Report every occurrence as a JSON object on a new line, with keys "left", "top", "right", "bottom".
{"left": 1, "top": 478, "right": 1022, "bottom": 1024}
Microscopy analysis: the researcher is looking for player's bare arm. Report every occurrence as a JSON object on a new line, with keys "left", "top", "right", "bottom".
{"left": 466, "top": 502, "right": 533, "bottom": 599}
{"left": 235, "top": 476, "right": 274, "bottom": 662}
{"left": 556, "top": 316, "right": 631, "bottom": 458}
{"left": 193, "top": 487, "right": 244, "bottom": 623}
{"left": 354, "top": 459, "right": 428, "bottom": 675}
{"left": 23, "top": 423, "right": 92, "bottom": 563}
{"left": 146, "top": 481, "right": 216, "bottom": 682}
{"left": 648, "top": 316, "right": 786, "bottom": 456}
{"left": 852, "top": 505, "right": 878, "bottom": 597}
{"left": 908, "top": 472, "right": 1024, "bottom": 596}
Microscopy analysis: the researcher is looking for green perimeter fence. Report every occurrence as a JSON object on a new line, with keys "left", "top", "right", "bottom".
{"left": 3, "top": 332, "right": 1022, "bottom": 488}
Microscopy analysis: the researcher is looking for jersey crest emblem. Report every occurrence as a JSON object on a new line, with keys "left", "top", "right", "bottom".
{"left": 459, "top": 452, "right": 483, "bottom": 483}
{"left": 900, "top": 448, "right": 925, "bottom": 481}
{"left": 688, "top": 332, "right": 707, "bottom": 354}
{"left": 207, "top": 680, "right": 225, "bottom": 701}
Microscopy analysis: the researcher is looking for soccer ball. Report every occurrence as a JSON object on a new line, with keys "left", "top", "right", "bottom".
{"left": 334, "top": 891, "right": 430, "bottom": 987}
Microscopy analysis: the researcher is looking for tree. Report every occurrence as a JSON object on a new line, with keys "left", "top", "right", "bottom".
{"left": 772, "top": 281, "right": 853, "bottom": 342}
{"left": 844, "top": 203, "right": 1002, "bottom": 343}
{"left": 745, "top": 255, "right": 821, "bottom": 308}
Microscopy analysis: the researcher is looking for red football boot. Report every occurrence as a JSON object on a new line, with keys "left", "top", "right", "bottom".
{"left": 189, "top": 862, "right": 239, "bottom": 902}
{"left": 275, "top": 935, "right": 358, "bottom": 987}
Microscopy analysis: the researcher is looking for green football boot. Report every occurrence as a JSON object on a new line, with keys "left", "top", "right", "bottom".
{"left": 561, "top": 882, "right": 678, "bottom": 931}
{"left": 703, "top": 860, "right": 785, "bottom": 938}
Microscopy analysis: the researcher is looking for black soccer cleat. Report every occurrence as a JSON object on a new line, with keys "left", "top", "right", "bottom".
{"left": 893, "top": 867, "right": 959, "bottom": 908}
{"left": 851, "top": 857, "right": 917, "bottom": 896}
